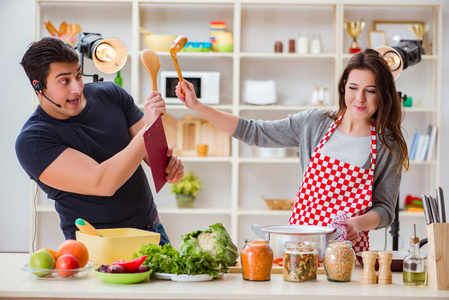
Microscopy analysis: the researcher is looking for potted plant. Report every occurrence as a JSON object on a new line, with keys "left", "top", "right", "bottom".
{"left": 170, "top": 171, "right": 202, "bottom": 208}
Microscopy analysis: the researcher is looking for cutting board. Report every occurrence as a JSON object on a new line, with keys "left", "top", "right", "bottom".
{"left": 228, "top": 263, "right": 325, "bottom": 275}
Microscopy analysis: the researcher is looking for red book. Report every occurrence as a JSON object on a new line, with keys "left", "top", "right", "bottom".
{"left": 143, "top": 115, "right": 169, "bottom": 193}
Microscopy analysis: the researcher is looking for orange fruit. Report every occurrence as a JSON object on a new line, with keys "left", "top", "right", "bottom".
{"left": 56, "top": 239, "right": 89, "bottom": 267}
{"left": 39, "top": 248, "right": 57, "bottom": 260}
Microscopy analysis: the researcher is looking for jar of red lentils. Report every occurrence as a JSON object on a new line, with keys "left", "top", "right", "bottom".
{"left": 240, "top": 239, "right": 273, "bottom": 281}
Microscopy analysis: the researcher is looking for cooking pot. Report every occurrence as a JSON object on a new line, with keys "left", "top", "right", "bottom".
{"left": 252, "top": 224, "right": 342, "bottom": 261}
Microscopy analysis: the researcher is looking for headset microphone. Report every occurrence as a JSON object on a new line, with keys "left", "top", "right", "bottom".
{"left": 33, "top": 82, "right": 62, "bottom": 108}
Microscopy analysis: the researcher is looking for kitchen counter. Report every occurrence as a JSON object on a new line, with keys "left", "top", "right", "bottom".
{"left": 1, "top": 253, "right": 448, "bottom": 300}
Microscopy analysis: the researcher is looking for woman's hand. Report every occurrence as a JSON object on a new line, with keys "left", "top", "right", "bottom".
{"left": 345, "top": 217, "right": 361, "bottom": 245}
{"left": 165, "top": 146, "right": 184, "bottom": 183}
{"left": 176, "top": 80, "right": 201, "bottom": 110}
{"left": 143, "top": 91, "right": 166, "bottom": 129}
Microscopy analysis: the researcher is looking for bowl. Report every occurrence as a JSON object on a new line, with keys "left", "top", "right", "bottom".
{"left": 143, "top": 34, "right": 177, "bottom": 52}
{"left": 356, "top": 250, "right": 408, "bottom": 272}
{"left": 76, "top": 228, "right": 160, "bottom": 265}
{"left": 22, "top": 261, "right": 94, "bottom": 280}
{"left": 94, "top": 269, "right": 151, "bottom": 284}
{"left": 216, "top": 44, "right": 233, "bottom": 52}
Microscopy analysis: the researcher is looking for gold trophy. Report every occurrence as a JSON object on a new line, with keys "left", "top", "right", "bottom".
{"left": 344, "top": 19, "right": 366, "bottom": 54}
{"left": 407, "top": 23, "right": 429, "bottom": 54}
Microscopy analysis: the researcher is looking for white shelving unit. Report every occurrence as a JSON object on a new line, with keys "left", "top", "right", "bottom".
{"left": 31, "top": 0, "right": 441, "bottom": 253}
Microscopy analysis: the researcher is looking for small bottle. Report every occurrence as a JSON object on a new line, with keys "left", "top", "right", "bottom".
{"left": 297, "top": 34, "right": 309, "bottom": 54}
{"left": 241, "top": 239, "right": 273, "bottom": 281}
{"left": 283, "top": 241, "right": 317, "bottom": 282}
{"left": 114, "top": 70, "right": 123, "bottom": 87}
{"left": 274, "top": 41, "right": 283, "bottom": 53}
{"left": 403, "top": 224, "right": 426, "bottom": 286}
{"left": 310, "top": 34, "right": 322, "bottom": 54}
{"left": 288, "top": 39, "right": 296, "bottom": 53}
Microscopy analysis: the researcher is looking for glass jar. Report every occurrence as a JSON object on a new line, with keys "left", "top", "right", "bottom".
{"left": 324, "top": 240, "right": 355, "bottom": 282}
{"left": 240, "top": 239, "right": 273, "bottom": 281}
{"left": 283, "top": 241, "right": 318, "bottom": 282}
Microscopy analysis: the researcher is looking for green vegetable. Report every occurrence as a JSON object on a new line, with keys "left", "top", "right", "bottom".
{"left": 180, "top": 223, "right": 238, "bottom": 272}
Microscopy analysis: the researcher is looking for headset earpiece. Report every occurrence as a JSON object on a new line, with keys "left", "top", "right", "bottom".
{"left": 33, "top": 81, "right": 43, "bottom": 93}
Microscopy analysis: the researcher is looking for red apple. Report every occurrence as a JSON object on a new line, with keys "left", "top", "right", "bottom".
{"left": 56, "top": 254, "right": 80, "bottom": 278}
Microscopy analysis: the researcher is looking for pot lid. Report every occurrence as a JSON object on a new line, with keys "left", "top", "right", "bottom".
{"left": 259, "top": 225, "right": 336, "bottom": 235}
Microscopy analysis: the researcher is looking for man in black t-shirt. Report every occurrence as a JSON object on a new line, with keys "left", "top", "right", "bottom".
{"left": 16, "top": 37, "right": 183, "bottom": 244}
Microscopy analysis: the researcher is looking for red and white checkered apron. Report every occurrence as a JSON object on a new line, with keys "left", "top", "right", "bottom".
{"left": 288, "top": 114, "right": 376, "bottom": 253}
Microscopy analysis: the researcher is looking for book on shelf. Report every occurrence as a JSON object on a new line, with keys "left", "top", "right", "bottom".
{"left": 408, "top": 125, "right": 438, "bottom": 162}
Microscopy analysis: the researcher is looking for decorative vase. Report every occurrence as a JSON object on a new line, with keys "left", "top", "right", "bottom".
{"left": 176, "top": 194, "right": 195, "bottom": 208}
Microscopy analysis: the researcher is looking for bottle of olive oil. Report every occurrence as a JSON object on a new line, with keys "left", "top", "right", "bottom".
{"left": 403, "top": 224, "right": 426, "bottom": 286}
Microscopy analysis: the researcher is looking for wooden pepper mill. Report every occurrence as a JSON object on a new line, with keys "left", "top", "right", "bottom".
{"left": 377, "top": 251, "right": 393, "bottom": 284}
{"left": 361, "top": 251, "right": 378, "bottom": 284}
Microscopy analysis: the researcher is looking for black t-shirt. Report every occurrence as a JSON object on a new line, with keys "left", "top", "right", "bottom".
{"left": 15, "top": 81, "right": 157, "bottom": 239}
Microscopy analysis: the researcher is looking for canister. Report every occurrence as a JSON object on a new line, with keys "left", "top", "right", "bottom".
{"left": 283, "top": 241, "right": 318, "bottom": 282}
{"left": 241, "top": 239, "right": 273, "bottom": 281}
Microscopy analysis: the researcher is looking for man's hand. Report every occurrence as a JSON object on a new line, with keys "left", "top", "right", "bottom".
{"left": 165, "top": 146, "right": 183, "bottom": 183}
{"left": 143, "top": 91, "right": 166, "bottom": 129}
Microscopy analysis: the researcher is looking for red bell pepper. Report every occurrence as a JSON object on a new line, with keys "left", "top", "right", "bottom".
{"left": 112, "top": 255, "right": 147, "bottom": 273}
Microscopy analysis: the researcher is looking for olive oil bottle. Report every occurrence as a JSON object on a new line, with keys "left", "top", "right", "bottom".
{"left": 403, "top": 224, "right": 426, "bottom": 286}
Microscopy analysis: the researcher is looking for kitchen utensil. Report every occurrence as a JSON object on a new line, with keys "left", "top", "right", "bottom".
{"left": 170, "top": 36, "right": 188, "bottom": 83}
{"left": 422, "top": 194, "right": 433, "bottom": 224}
{"left": 76, "top": 228, "right": 160, "bottom": 265}
{"left": 436, "top": 187, "right": 446, "bottom": 222}
{"left": 252, "top": 224, "right": 341, "bottom": 261}
{"left": 75, "top": 218, "right": 102, "bottom": 237}
{"left": 429, "top": 195, "right": 440, "bottom": 223}
{"left": 141, "top": 49, "right": 160, "bottom": 91}
{"left": 356, "top": 250, "right": 409, "bottom": 272}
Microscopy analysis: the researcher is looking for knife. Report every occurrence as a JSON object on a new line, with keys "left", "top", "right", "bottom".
{"left": 422, "top": 194, "right": 433, "bottom": 224}
{"left": 428, "top": 195, "right": 440, "bottom": 223}
{"left": 436, "top": 187, "right": 446, "bottom": 223}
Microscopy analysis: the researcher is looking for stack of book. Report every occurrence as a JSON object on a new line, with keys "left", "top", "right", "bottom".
{"left": 409, "top": 125, "right": 438, "bottom": 161}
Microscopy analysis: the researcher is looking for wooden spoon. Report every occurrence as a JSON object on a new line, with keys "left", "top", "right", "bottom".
{"left": 169, "top": 36, "right": 188, "bottom": 93}
{"left": 141, "top": 49, "right": 160, "bottom": 91}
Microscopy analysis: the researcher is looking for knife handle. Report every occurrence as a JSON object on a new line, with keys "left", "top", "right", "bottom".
{"left": 422, "top": 195, "right": 433, "bottom": 225}
{"left": 428, "top": 196, "right": 440, "bottom": 223}
{"left": 437, "top": 187, "right": 446, "bottom": 223}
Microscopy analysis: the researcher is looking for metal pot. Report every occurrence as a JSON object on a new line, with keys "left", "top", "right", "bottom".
{"left": 252, "top": 224, "right": 342, "bottom": 261}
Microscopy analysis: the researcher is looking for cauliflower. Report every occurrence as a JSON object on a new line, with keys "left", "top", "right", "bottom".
{"left": 180, "top": 223, "right": 238, "bottom": 272}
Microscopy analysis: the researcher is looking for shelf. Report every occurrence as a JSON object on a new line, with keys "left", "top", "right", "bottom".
{"left": 240, "top": 53, "right": 336, "bottom": 59}
{"left": 239, "top": 157, "right": 299, "bottom": 164}
{"left": 238, "top": 105, "right": 337, "bottom": 111}
{"left": 158, "top": 207, "right": 232, "bottom": 215}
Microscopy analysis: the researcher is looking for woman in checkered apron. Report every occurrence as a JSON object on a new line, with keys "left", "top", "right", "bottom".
{"left": 177, "top": 49, "right": 409, "bottom": 252}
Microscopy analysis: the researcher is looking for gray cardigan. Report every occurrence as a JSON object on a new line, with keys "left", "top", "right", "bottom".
{"left": 232, "top": 109, "right": 402, "bottom": 229}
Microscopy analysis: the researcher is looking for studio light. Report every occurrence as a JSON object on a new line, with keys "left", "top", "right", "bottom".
{"left": 376, "top": 39, "right": 423, "bottom": 80}
{"left": 76, "top": 32, "right": 127, "bottom": 82}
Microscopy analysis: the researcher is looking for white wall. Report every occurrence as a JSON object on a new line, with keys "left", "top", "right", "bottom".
{"left": 0, "top": 0, "right": 448, "bottom": 253}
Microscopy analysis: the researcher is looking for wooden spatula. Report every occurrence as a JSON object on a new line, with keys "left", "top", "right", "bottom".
{"left": 141, "top": 49, "right": 160, "bottom": 91}
{"left": 169, "top": 36, "right": 188, "bottom": 94}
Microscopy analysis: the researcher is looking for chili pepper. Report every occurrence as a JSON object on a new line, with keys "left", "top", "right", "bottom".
{"left": 273, "top": 257, "right": 283, "bottom": 266}
{"left": 112, "top": 255, "right": 147, "bottom": 273}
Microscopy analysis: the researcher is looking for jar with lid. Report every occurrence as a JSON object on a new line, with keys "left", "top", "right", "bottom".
{"left": 240, "top": 239, "right": 273, "bottom": 281}
{"left": 324, "top": 240, "right": 355, "bottom": 282}
{"left": 403, "top": 224, "right": 426, "bottom": 286}
{"left": 283, "top": 241, "right": 318, "bottom": 282}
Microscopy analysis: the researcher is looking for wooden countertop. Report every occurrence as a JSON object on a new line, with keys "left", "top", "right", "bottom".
{"left": 1, "top": 253, "right": 448, "bottom": 300}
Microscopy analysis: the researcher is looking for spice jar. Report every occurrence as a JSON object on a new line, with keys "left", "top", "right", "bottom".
{"left": 324, "top": 240, "right": 355, "bottom": 282}
{"left": 283, "top": 241, "right": 318, "bottom": 282}
{"left": 240, "top": 239, "right": 273, "bottom": 281}
{"left": 274, "top": 41, "right": 283, "bottom": 53}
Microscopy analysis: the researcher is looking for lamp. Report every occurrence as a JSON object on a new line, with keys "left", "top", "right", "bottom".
{"left": 376, "top": 40, "right": 423, "bottom": 251}
{"left": 376, "top": 39, "right": 423, "bottom": 80}
{"left": 76, "top": 32, "right": 127, "bottom": 82}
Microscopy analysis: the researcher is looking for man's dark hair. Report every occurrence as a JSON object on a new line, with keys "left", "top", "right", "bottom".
{"left": 20, "top": 37, "right": 79, "bottom": 89}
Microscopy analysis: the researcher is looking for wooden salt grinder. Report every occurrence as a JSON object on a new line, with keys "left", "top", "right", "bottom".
{"left": 377, "top": 251, "right": 393, "bottom": 284}
{"left": 361, "top": 251, "right": 378, "bottom": 284}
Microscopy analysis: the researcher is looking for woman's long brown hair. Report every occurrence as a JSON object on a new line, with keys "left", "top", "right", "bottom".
{"left": 329, "top": 48, "right": 409, "bottom": 172}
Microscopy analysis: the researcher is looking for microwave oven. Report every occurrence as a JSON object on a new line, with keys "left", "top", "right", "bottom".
{"left": 160, "top": 71, "right": 220, "bottom": 104}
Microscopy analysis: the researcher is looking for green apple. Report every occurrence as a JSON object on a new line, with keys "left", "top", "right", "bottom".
{"left": 30, "top": 249, "right": 55, "bottom": 277}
